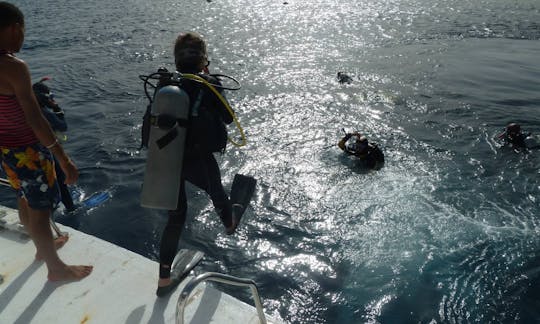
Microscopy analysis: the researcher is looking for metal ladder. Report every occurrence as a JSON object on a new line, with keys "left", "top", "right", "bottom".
{"left": 176, "top": 272, "right": 268, "bottom": 324}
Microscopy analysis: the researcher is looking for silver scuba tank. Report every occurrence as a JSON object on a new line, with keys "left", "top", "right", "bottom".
{"left": 141, "top": 85, "right": 190, "bottom": 209}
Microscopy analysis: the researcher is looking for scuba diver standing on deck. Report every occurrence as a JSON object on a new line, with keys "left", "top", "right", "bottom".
{"left": 139, "top": 32, "right": 255, "bottom": 296}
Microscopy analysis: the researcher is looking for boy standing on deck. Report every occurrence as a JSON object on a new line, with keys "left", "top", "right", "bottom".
{"left": 0, "top": 2, "right": 92, "bottom": 281}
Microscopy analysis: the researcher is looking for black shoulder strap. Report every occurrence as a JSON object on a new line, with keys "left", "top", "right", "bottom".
{"left": 191, "top": 88, "right": 204, "bottom": 117}
{"left": 156, "top": 127, "right": 178, "bottom": 149}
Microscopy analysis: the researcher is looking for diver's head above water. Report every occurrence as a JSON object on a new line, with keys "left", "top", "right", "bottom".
{"left": 497, "top": 122, "right": 531, "bottom": 150}
{"left": 32, "top": 77, "right": 57, "bottom": 108}
{"left": 347, "top": 134, "right": 369, "bottom": 154}
{"left": 173, "top": 32, "right": 209, "bottom": 74}
{"left": 505, "top": 123, "right": 522, "bottom": 137}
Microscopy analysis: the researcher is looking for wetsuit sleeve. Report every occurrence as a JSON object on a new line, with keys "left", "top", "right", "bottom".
{"left": 338, "top": 138, "right": 347, "bottom": 151}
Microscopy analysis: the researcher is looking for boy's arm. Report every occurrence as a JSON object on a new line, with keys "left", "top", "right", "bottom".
{"left": 10, "top": 59, "right": 78, "bottom": 184}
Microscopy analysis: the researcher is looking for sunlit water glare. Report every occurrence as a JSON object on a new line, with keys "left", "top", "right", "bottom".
{"left": 3, "top": 0, "right": 540, "bottom": 322}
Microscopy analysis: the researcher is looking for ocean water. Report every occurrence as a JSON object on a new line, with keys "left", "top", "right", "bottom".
{"left": 3, "top": 0, "right": 540, "bottom": 323}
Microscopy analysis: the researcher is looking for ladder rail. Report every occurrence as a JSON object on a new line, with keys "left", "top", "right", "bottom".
{"left": 176, "top": 272, "right": 267, "bottom": 324}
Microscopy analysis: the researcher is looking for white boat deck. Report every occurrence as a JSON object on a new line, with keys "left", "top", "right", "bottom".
{"left": 0, "top": 205, "right": 278, "bottom": 324}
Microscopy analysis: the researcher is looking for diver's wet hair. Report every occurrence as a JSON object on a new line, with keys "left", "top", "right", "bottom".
{"left": 0, "top": 2, "right": 24, "bottom": 29}
{"left": 506, "top": 123, "right": 521, "bottom": 134}
{"left": 174, "top": 32, "right": 207, "bottom": 72}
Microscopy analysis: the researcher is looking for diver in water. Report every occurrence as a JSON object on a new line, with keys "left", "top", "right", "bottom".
{"left": 338, "top": 131, "right": 385, "bottom": 170}
{"left": 33, "top": 77, "right": 66, "bottom": 134}
{"left": 497, "top": 123, "right": 530, "bottom": 150}
{"left": 337, "top": 72, "right": 353, "bottom": 84}
{"left": 32, "top": 77, "right": 75, "bottom": 211}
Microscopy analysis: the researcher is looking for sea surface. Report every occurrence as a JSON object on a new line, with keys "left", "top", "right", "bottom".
{"left": 2, "top": 0, "right": 540, "bottom": 323}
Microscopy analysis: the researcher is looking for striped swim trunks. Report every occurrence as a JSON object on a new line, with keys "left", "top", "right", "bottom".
{"left": 1, "top": 143, "right": 60, "bottom": 210}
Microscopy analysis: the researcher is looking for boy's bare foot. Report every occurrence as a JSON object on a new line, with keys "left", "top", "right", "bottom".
{"left": 48, "top": 265, "right": 93, "bottom": 281}
{"left": 35, "top": 235, "right": 69, "bottom": 260}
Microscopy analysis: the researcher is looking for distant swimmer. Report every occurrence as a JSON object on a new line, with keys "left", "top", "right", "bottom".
{"left": 497, "top": 123, "right": 531, "bottom": 151}
{"left": 338, "top": 130, "right": 384, "bottom": 169}
{"left": 337, "top": 72, "right": 353, "bottom": 84}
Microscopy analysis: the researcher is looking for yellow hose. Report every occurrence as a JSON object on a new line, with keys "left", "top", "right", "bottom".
{"left": 182, "top": 73, "right": 246, "bottom": 147}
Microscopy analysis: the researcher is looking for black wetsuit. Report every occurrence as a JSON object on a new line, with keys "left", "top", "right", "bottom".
{"left": 159, "top": 73, "right": 233, "bottom": 278}
{"left": 503, "top": 132, "right": 528, "bottom": 149}
{"left": 363, "top": 144, "right": 385, "bottom": 169}
{"left": 341, "top": 140, "right": 385, "bottom": 170}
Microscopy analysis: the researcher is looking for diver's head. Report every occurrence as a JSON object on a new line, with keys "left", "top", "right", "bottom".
{"left": 174, "top": 32, "right": 209, "bottom": 73}
{"left": 0, "top": 2, "right": 25, "bottom": 53}
{"left": 506, "top": 123, "right": 521, "bottom": 136}
{"left": 348, "top": 135, "right": 369, "bottom": 153}
{"left": 357, "top": 136, "right": 369, "bottom": 153}
{"left": 32, "top": 77, "right": 55, "bottom": 107}
{"left": 32, "top": 79, "right": 50, "bottom": 95}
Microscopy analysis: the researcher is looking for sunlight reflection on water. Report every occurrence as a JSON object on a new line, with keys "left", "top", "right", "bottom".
{"left": 11, "top": 0, "right": 540, "bottom": 322}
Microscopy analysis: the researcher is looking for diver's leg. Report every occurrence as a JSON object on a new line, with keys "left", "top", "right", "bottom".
{"left": 186, "top": 153, "right": 232, "bottom": 228}
{"left": 158, "top": 180, "right": 187, "bottom": 286}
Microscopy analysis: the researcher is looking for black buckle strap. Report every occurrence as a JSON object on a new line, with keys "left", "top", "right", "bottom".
{"left": 156, "top": 127, "right": 178, "bottom": 149}
{"left": 151, "top": 114, "right": 189, "bottom": 149}
{"left": 150, "top": 114, "right": 189, "bottom": 129}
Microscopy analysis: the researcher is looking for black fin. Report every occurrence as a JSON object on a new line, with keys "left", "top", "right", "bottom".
{"left": 230, "top": 174, "right": 257, "bottom": 225}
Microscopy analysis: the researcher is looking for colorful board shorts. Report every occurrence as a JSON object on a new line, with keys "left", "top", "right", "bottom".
{"left": 0, "top": 143, "right": 60, "bottom": 210}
